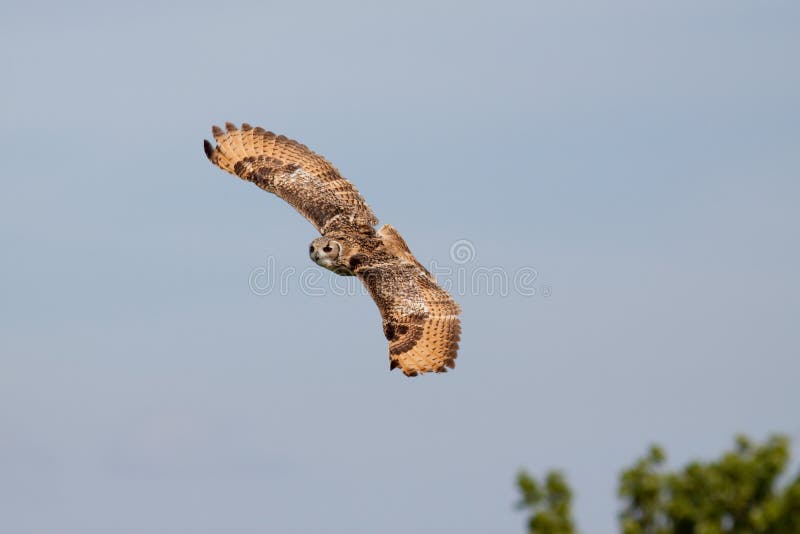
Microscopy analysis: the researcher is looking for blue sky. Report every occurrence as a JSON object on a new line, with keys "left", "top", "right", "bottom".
{"left": 1, "top": 1, "right": 799, "bottom": 533}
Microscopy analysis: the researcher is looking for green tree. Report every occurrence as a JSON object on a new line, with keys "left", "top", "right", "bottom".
{"left": 516, "top": 470, "right": 576, "bottom": 534}
{"left": 619, "top": 435, "right": 800, "bottom": 534}
{"left": 516, "top": 435, "right": 800, "bottom": 534}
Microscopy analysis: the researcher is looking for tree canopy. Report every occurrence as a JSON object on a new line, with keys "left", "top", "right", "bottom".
{"left": 517, "top": 435, "right": 800, "bottom": 534}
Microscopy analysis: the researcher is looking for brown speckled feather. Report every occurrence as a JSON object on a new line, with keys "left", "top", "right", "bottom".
{"left": 204, "top": 123, "right": 461, "bottom": 376}
{"left": 355, "top": 225, "right": 461, "bottom": 376}
{"left": 356, "top": 258, "right": 461, "bottom": 376}
{"left": 204, "top": 123, "right": 378, "bottom": 232}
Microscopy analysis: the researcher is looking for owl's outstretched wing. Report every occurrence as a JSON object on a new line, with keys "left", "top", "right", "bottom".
{"left": 355, "top": 228, "right": 461, "bottom": 376}
{"left": 204, "top": 123, "right": 378, "bottom": 232}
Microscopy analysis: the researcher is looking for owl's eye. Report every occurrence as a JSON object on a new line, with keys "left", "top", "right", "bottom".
{"left": 323, "top": 245, "right": 333, "bottom": 253}
{"left": 309, "top": 245, "right": 314, "bottom": 253}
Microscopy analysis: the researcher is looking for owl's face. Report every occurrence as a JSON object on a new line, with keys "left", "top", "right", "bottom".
{"left": 309, "top": 237, "right": 344, "bottom": 272}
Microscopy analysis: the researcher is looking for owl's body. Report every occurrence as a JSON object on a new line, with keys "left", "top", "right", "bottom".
{"left": 204, "top": 123, "right": 460, "bottom": 376}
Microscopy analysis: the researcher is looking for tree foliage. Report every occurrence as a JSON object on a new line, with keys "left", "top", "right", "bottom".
{"left": 516, "top": 469, "right": 576, "bottom": 534}
{"left": 516, "top": 435, "right": 800, "bottom": 534}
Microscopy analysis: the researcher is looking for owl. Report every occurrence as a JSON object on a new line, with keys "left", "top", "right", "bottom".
{"left": 204, "top": 123, "right": 461, "bottom": 376}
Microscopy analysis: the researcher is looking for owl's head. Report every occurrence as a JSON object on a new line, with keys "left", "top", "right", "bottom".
{"left": 309, "top": 237, "right": 344, "bottom": 272}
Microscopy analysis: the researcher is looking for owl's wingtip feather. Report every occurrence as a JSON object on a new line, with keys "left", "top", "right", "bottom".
{"left": 203, "top": 139, "right": 215, "bottom": 160}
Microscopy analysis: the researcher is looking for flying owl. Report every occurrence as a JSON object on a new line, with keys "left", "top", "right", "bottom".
{"left": 203, "top": 123, "right": 461, "bottom": 376}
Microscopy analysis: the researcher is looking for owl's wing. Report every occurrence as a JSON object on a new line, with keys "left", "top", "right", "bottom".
{"left": 204, "top": 123, "right": 378, "bottom": 232}
{"left": 355, "top": 245, "right": 461, "bottom": 376}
